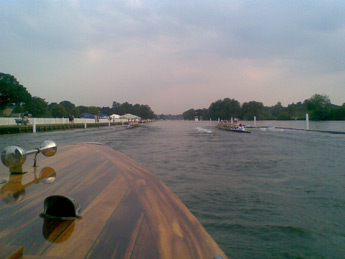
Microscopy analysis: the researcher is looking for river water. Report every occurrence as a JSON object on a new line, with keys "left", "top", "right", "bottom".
{"left": 1, "top": 120, "right": 344, "bottom": 258}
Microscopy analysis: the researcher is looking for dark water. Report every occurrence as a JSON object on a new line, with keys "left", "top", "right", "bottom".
{"left": 1, "top": 121, "right": 345, "bottom": 258}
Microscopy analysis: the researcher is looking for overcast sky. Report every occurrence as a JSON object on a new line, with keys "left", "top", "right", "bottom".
{"left": 1, "top": 0, "right": 344, "bottom": 114}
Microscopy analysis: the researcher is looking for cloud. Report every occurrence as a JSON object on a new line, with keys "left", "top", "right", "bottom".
{"left": 1, "top": 0, "right": 345, "bottom": 113}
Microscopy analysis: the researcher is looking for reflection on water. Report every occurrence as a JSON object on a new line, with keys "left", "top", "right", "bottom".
{"left": 0, "top": 120, "right": 344, "bottom": 258}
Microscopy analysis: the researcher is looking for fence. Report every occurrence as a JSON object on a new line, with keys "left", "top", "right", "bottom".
{"left": 0, "top": 117, "right": 128, "bottom": 126}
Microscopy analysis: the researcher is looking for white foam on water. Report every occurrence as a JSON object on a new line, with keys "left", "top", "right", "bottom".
{"left": 196, "top": 127, "right": 213, "bottom": 133}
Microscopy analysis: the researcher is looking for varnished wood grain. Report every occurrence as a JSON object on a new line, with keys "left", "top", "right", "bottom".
{"left": 43, "top": 174, "right": 129, "bottom": 257}
{"left": 130, "top": 216, "right": 160, "bottom": 258}
{"left": 0, "top": 144, "right": 227, "bottom": 258}
{"left": 0, "top": 245, "right": 23, "bottom": 259}
{"left": 86, "top": 189, "right": 144, "bottom": 258}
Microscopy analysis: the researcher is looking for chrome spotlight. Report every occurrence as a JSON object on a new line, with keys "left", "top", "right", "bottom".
{"left": 1, "top": 140, "right": 57, "bottom": 173}
{"left": 1, "top": 146, "right": 27, "bottom": 173}
{"left": 39, "top": 140, "right": 57, "bottom": 157}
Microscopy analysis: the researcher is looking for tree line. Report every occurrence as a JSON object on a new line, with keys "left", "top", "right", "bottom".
{"left": 183, "top": 95, "right": 345, "bottom": 121}
{"left": 0, "top": 73, "right": 156, "bottom": 119}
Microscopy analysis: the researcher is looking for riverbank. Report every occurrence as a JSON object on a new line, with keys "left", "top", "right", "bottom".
{"left": 0, "top": 122, "right": 125, "bottom": 135}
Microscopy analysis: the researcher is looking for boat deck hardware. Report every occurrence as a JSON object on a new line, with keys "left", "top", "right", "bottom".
{"left": 40, "top": 195, "right": 81, "bottom": 220}
{"left": 1, "top": 140, "right": 57, "bottom": 173}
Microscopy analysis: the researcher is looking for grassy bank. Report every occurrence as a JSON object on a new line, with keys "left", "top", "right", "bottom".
{"left": 0, "top": 122, "right": 124, "bottom": 135}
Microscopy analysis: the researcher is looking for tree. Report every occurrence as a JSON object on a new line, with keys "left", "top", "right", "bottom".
{"left": 50, "top": 103, "right": 67, "bottom": 118}
{"left": 100, "top": 106, "right": 112, "bottom": 116}
{"left": 197, "top": 108, "right": 210, "bottom": 120}
{"left": 271, "top": 102, "right": 284, "bottom": 118}
{"left": 208, "top": 98, "right": 241, "bottom": 120}
{"left": 135, "top": 104, "right": 155, "bottom": 119}
{"left": 209, "top": 100, "right": 223, "bottom": 120}
{"left": 287, "top": 102, "right": 306, "bottom": 119}
{"left": 304, "top": 94, "right": 331, "bottom": 120}
{"left": 222, "top": 98, "right": 241, "bottom": 119}
{"left": 77, "top": 106, "right": 100, "bottom": 115}
{"left": 111, "top": 101, "right": 121, "bottom": 114}
{"left": 25, "top": 97, "right": 50, "bottom": 117}
{"left": 241, "top": 101, "right": 264, "bottom": 120}
{"left": 277, "top": 112, "right": 291, "bottom": 120}
{"left": 70, "top": 107, "right": 80, "bottom": 117}
{"left": 0, "top": 73, "right": 31, "bottom": 110}
{"left": 183, "top": 109, "right": 196, "bottom": 120}
{"left": 112, "top": 101, "right": 120, "bottom": 109}
{"left": 59, "top": 101, "right": 75, "bottom": 116}
{"left": 331, "top": 104, "right": 345, "bottom": 120}
{"left": 119, "top": 102, "right": 132, "bottom": 115}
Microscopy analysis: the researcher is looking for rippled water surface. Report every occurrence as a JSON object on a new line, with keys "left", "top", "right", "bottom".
{"left": 1, "top": 121, "right": 345, "bottom": 258}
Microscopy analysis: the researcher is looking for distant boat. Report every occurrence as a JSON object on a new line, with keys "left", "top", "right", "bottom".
{"left": 216, "top": 122, "right": 251, "bottom": 133}
{"left": 195, "top": 116, "right": 199, "bottom": 122}
{"left": 126, "top": 121, "right": 139, "bottom": 129}
{"left": 221, "top": 128, "right": 251, "bottom": 133}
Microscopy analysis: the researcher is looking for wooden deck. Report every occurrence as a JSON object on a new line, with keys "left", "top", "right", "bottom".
{"left": 0, "top": 144, "right": 227, "bottom": 258}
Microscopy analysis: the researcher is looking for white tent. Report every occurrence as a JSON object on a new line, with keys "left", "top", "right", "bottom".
{"left": 110, "top": 114, "right": 120, "bottom": 119}
{"left": 120, "top": 113, "right": 141, "bottom": 121}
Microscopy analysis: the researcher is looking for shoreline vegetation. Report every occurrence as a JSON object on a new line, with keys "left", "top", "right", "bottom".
{"left": 1, "top": 72, "right": 345, "bottom": 122}
{"left": 0, "top": 120, "right": 154, "bottom": 135}
{"left": 0, "top": 73, "right": 156, "bottom": 120}
{"left": 0, "top": 122, "right": 107, "bottom": 135}
{"left": 180, "top": 96, "right": 345, "bottom": 121}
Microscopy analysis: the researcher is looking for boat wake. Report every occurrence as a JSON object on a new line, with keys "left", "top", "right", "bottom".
{"left": 259, "top": 127, "right": 284, "bottom": 132}
{"left": 196, "top": 127, "right": 213, "bottom": 133}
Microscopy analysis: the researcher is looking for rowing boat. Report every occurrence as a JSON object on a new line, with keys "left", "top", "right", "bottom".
{"left": 222, "top": 128, "right": 251, "bottom": 133}
{"left": 216, "top": 124, "right": 251, "bottom": 133}
{"left": 0, "top": 142, "right": 227, "bottom": 258}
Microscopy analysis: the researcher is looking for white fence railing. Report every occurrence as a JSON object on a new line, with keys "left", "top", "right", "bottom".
{"left": 0, "top": 117, "right": 128, "bottom": 126}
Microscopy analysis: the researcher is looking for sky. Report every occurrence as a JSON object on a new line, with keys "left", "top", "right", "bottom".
{"left": 1, "top": 0, "right": 345, "bottom": 114}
